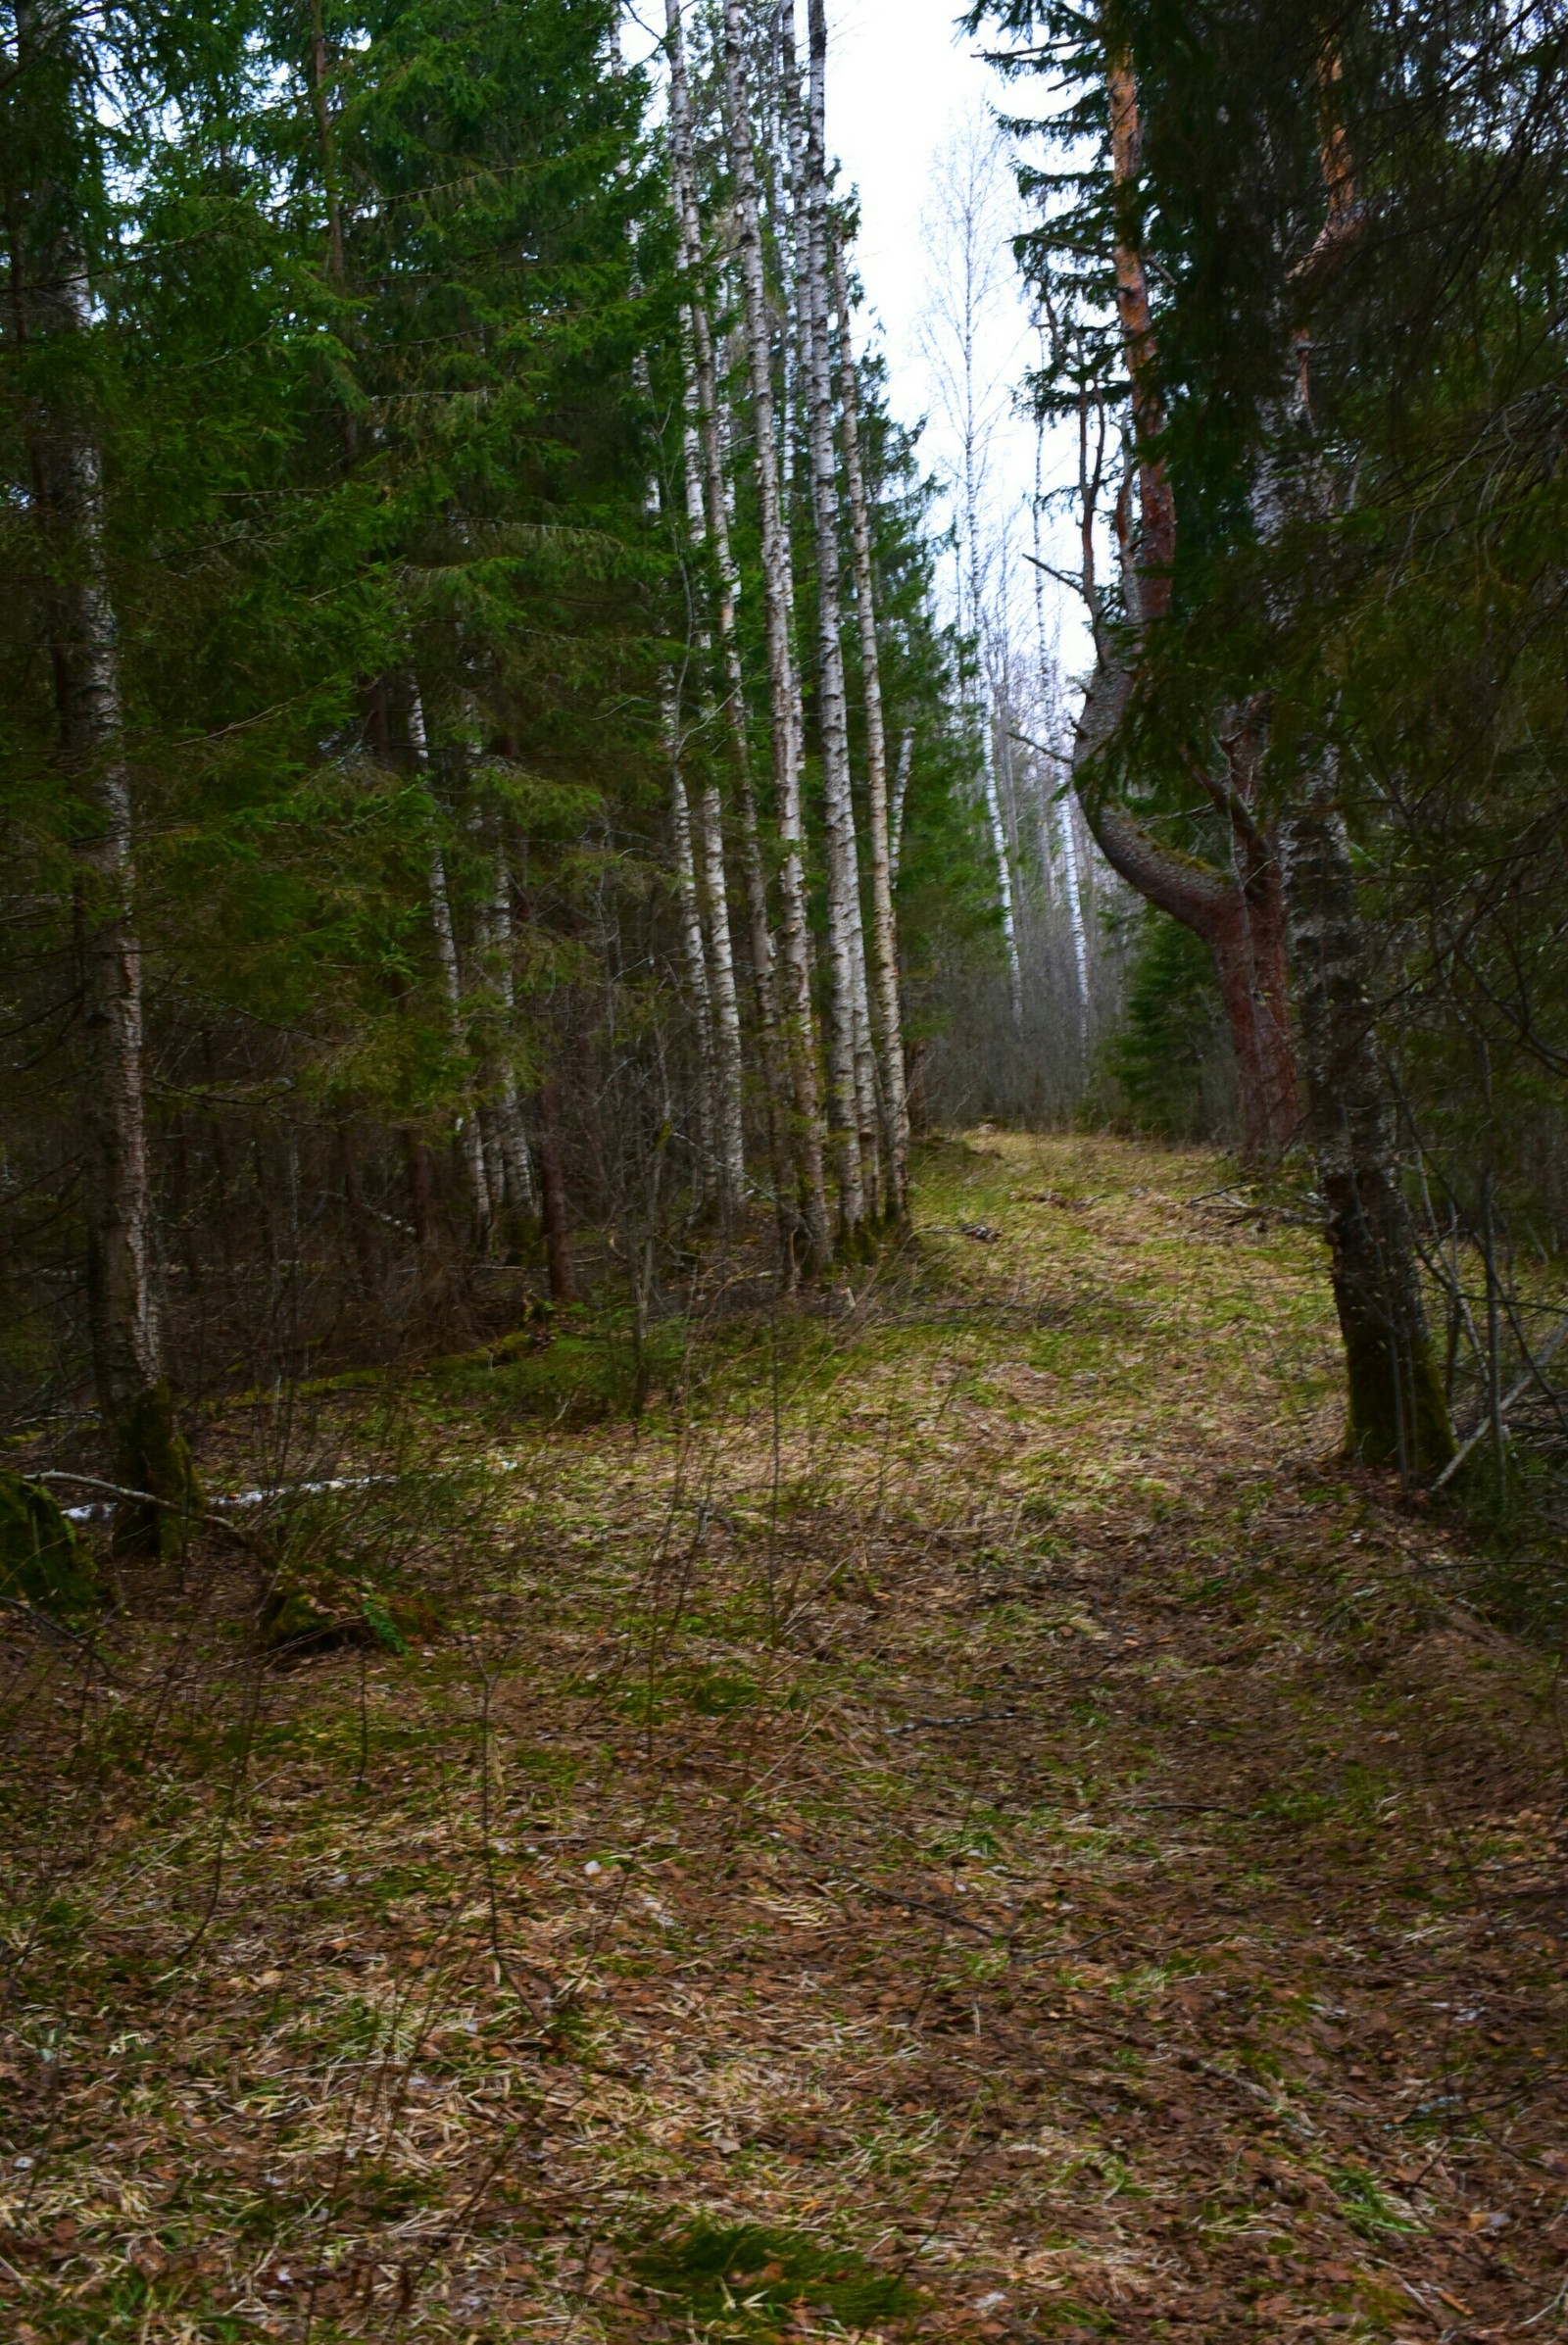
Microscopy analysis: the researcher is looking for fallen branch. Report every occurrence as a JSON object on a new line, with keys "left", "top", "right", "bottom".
{"left": 1433, "top": 1317, "right": 1568, "bottom": 1490}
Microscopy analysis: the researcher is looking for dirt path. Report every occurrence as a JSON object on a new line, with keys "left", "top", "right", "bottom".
{"left": 3, "top": 1134, "right": 1566, "bottom": 2342}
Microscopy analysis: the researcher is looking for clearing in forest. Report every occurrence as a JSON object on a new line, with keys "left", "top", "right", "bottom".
{"left": 3, "top": 1133, "right": 1566, "bottom": 2342}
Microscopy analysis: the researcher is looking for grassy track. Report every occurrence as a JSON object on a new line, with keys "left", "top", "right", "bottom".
{"left": 3, "top": 1133, "right": 1565, "bottom": 2341}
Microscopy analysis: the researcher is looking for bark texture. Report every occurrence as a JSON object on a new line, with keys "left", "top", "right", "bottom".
{"left": 409, "top": 687, "right": 493, "bottom": 1243}
{"left": 801, "top": 0, "right": 871, "bottom": 1234}
{"left": 14, "top": 0, "right": 199, "bottom": 1549}
{"left": 720, "top": 0, "right": 832, "bottom": 1271}
{"left": 667, "top": 0, "right": 787, "bottom": 1229}
{"left": 1283, "top": 767, "right": 1452, "bottom": 1473}
{"left": 830, "top": 242, "right": 907, "bottom": 1221}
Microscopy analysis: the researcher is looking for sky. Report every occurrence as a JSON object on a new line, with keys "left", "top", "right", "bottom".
{"left": 824, "top": 0, "right": 1089, "bottom": 680}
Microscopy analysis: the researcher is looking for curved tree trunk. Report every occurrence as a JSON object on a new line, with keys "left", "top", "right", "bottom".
{"left": 1070, "top": 45, "right": 1298, "bottom": 1167}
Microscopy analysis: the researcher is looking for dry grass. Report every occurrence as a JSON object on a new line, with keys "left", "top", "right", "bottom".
{"left": 3, "top": 1132, "right": 1567, "bottom": 2343}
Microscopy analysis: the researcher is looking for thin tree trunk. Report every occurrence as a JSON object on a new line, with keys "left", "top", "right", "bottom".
{"left": 1031, "top": 398, "right": 1091, "bottom": 1048}
{"left": 14, "top": 0, "right": 197, "bottom": 1553}
{"left": 484, "top": 838, "right": 537, "bottom": 1220}
{"left": 663, "top": 673, "right": 720, "bottom": 1198}
{"left": 720, "top": 0, "right": 832, "bottom": 1272}
{"left": 408, "top": 684, "right": 492, "bottom": 1245}
{"left": 832, "top": 232, "right": 910, "bottom": 1222}
{"left": 889, "top": 727, "right": 914, "bottom": 883}
{"left": 797, "top": 0, "right": 869, "bottom": 1235}
{"left": 667, "top": 0, "right": 788, "bottom": 1238}
{"left": 1282, "top": 762, "right": 1452, "bottom": 1474}
{"left": 403, "top": 1127, "right": 438, "bottom": 1257}
{"left": 535, "top": 1079, "right": 577, "bottom": 1306}
{"left": 979, "top": 687, "right": 1023, "bottom": 1028}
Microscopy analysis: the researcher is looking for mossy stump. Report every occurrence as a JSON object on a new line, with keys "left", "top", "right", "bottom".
{"left": 0, "top": 1471, "right": 102, "bottom": 1618}
{"left": 113, "top": 1381, "right": 203, "bottom": 1561}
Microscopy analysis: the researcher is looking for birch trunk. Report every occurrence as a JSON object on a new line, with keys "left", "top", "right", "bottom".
{"left": 1031, "top": 404, "right": 1091, "bottom": 1046}
{"left": 663, "top": 672, "right": 720, "bottom": 1199}
{"left": 797, "top": 0, "right": 869, "bottom": 1234}
{"left": 409, "top": 685, "right": 493, "bottom": 1244}
{"left": 472, "top": 828, "right": 537, "bottom": 1228}
{"left": 831, "top": 232, "right": 910, "bottom": 1222}
{"left": 889, "top": 728, "right": 914, "bottom": 883}
{"left": 720, "top": 0, "right": 832, "bottom": 1272}
{"left": 666, "top": 0, "right": 789, "bottom": 1233}
{"left": 15, "top": 0, "right": 197, "bottom": 1550}
{"left": 979, "top": 686, "right": 1023, "bottom": 1028}
{"left": 664, "top": 57, "right": 745, "bottom": 1223}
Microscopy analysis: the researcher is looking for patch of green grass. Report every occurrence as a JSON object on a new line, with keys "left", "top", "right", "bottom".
{"left": 1324, "top": 2161, "right": 1419, "bottom": 2237}
{"left": 619, "top": 1663, "right": 761, "bottom": 1725}
{"left": 628, "top": 2216, "right": 921, "bottom": 2336}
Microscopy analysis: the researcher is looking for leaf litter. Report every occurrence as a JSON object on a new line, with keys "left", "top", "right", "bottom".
{"left": 2, "top": 1133, "right": 1567, "bottom": 2341}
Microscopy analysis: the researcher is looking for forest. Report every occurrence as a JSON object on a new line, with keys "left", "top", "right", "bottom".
{"left": 3, "top": 0, "right": 1568, "bottom": 2338}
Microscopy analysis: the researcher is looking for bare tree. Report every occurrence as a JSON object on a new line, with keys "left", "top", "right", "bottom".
{"left": 918, "top": 108, "right": 1025, "bottom": 1024}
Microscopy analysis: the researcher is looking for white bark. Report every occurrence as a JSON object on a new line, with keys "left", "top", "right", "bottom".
{"left": 791, "top": 0, "right": 867, "bottom": 1229}
{"left": 664, "top": 16, "right": 748, "bottom": 1221}
{"left": 666, "top": 0, "right": 786, "bottom": 1212}
{"left": 1032, "top": 393, "right": 1090, "bottom": 1042}
{"left": 832, "top": 233, "right": 910, "bottom": 1215}
{"left": 720, "top": 0, "right": 832, "bottom": 1269}
{"left": 410, "top": 685, "right": 492, "bottom": 1239}
{"left": 663, "top": 672, "right": 720, "bottom": 1191}
{"left": 979, "top": 688, "right": 1023, "bottom": 1027}
{"left": 484, "top": 842, "right": 536, "bottom": 1216}
{"left": 889, "top": 726, "right": 914, "bottom": 884}
{"left": 18, "top": 3, "right": 162, "bottom": 1424}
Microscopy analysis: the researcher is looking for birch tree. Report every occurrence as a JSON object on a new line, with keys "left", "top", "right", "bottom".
{"left": 832, "top": 231, "right": 910, "bottom": 1221}
{"left": 666, "top": 0, "right": 787, "bottom": 1231}
{"left": 10, "top": 0, "right": 196, "bottom": 1549}
{"left": 919, "top": 113, "right": 1024, "bottom": 1026}
{"left": 798, "top": 0, "right": 873, "bottom": 1235}
{"left": 720, "top": 0, "right": 833, "bottom": 1271}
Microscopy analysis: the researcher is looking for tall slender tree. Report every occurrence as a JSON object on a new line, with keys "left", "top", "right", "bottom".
{"left": 720, "top": 0, "right": 832, "bottom": 1271}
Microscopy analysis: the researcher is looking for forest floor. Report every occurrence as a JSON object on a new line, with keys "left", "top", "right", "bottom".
{"left": 5, "top": 1131, "right": 1568, "bottom": 2344}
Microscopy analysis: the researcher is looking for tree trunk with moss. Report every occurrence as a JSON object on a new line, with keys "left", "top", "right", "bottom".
{"left": 1282, "top": 764, "right": 1452, "bottom": 1475}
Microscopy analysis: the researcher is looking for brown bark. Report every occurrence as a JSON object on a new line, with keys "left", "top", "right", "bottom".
{"left": 1075, "top": 674, "right": 1298, "bottom": 1163}
{"left": 403, "top": 1128, "right": 438, "bottom": 1256}
{"left": 536, "top": 1080, "right": 577, "bottom": 1306}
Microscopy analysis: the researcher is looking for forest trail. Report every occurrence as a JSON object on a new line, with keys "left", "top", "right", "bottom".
{"left": 4, "top": 1134, "right": 1566, "bottom": 2343}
